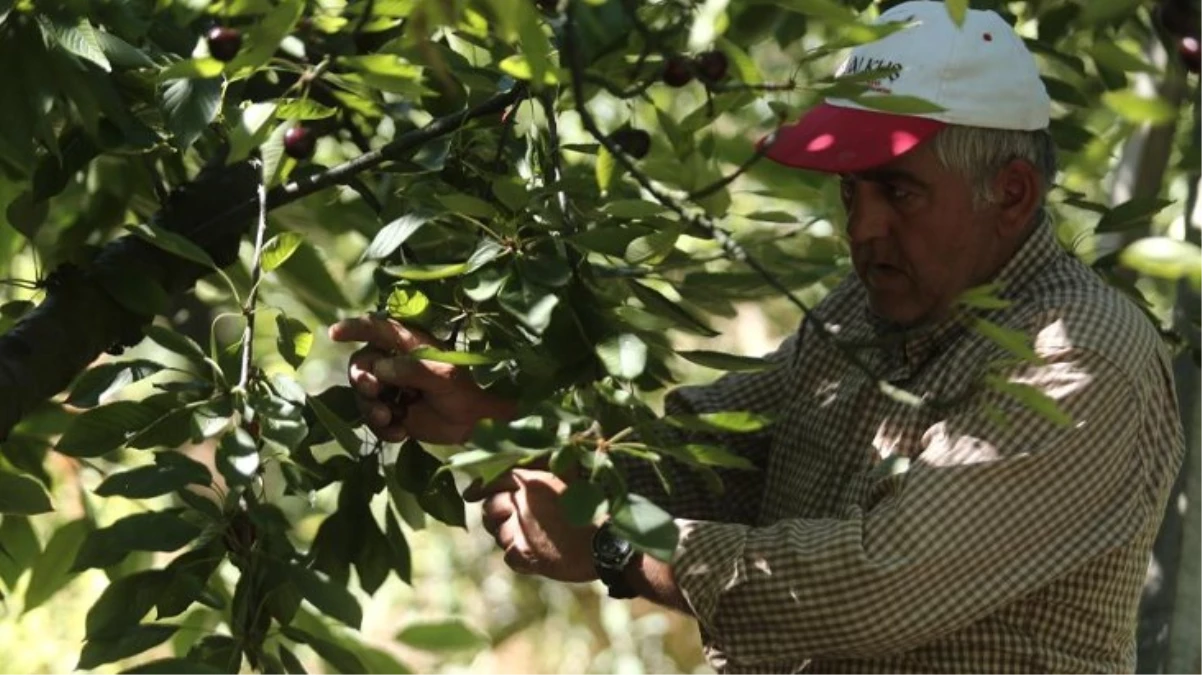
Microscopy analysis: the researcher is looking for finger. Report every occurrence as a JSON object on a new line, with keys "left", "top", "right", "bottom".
{"left": 373, "top": 357, "right": 446, "bottom": 393}
{"left": 481, "top": 493, "right": 514, "bottom": 536}
{"left": 355, "top": 395, "right": 392, "bottom": 429}
{"left": 349, "top": 350, "right": 382, "bottom": 399}
{"left": 329, "top": 316, "right": 440, "bottom": 353}
{"left": 462, "top": 472, "right": 522, "bottom": 502}
{"left": 503, "top": 545, "right": 535, "bottom": 575}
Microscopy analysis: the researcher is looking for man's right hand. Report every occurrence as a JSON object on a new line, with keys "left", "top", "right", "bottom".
{"left": 328, "top": 316, "right": 515, "bottom": 445}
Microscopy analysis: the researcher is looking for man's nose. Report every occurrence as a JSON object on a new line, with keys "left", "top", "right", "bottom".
{"left": 845, "top": 186, "right": 892, "bottom": 245}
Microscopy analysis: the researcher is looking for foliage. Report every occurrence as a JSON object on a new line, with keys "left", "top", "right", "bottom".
{"left": 0, "top": 0, "right": 1198, "bottom": 672}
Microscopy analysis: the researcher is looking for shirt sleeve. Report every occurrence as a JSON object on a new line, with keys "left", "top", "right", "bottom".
{"left": 611, "top": 330, "right": 803, "bottom": 525}
{"left": 670, "top": 345, "right": 1155, "bottom": 663}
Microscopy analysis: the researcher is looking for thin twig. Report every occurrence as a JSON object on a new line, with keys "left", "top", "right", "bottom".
{"left": 706, "top": 81, "right": 799, "bottom": 94}
{"left": 688, "top": 142, "right": 773, "bottom": 201}
{"left": 540, "top": 92, "right": 575, "bottom": 232}
{"left": 239, "top": 174, "right": 269, "bottom": 390}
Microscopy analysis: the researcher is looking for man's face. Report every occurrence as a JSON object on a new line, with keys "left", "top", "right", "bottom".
{"left": 839, "top": 142, "right": 1005, "bottom": 327}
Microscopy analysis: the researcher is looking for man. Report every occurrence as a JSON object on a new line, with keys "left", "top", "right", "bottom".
{"left": 330, "top": 2, "right": 1186, "bottom": 671}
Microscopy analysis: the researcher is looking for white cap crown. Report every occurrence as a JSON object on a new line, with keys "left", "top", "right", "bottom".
{"left": 829, "top": 1, "right": 1051, "bottom": 131}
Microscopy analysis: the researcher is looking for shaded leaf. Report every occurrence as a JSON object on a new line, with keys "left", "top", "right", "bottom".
{"left": 55, "top": 400, "right": 166, "bottom": 458}
{"left": 1095, "top": 197, "right": 1174, "bottom": 233}
{"left": 79, "top": 624, "right": 178, "bottom": 670}
{"left": 676, "top": 350, "right": 771, "bottom": 372}
{"left": 84, "top": 569, "right": 172, "bottom": 640}
{"left": 68, "top": 360, "right": 164, "bottom": 408}
{"left": 395, "top": 619, "right": 488, "bottom": 653}
{"left": 276, "top": 314, "right": 314, "bottom": 370}
{"left": 610, "top": 494, "right": 678, "bottom": 562}
{"left": 122, "top": 658, "right": 224, "bottom": 674}
{"left": 362, "top": 211, "right": 432, "bottom": 261}
{"left": 160, "top": 77, "right": 222, "bottom": 149}
{"left": 95, "top": 453, "right": 212, "bottom": 499}
{"left": 280, "top": 627, "right": 367, "bottom": 674}
{"left": 560, "top": 481, "right": 607, "bottom": 526}
{"left": 73, "top": 510, "right": 202, "bottom": 571}
{"left": 0, "top": 470, "right": 53, "bottom": 514}
{"left": 664, "top": 411, "right": 771, "bottom": 434}
{"left": 23, "top": 518, "right": 90, "bottom": 613}
{"left": 409, "top": 346, "right": 508, "bottom": 366}
{"left": 289, "top": 565, "right": 363, "bottom": 629}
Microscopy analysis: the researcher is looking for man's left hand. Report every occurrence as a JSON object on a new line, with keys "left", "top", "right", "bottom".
{"left": 463, "top": 469, "right": 598, "bottom": 583}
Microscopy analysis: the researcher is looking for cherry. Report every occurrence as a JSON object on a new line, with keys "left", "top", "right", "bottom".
{"left": 1181, "top": 36, "right": 1200, "bottom": 73}
{"left": 695, "top": 50, "right": 729, "bottom": 83}
{"left": 206, "top": 26, "right": 242, "bottom": 63}
{"left": 662, "top": 55, "right": 693, "bottom": 87}
{"left": 1157, "top": 0, "right": 1201, "bottom": 39}
{"left": 610, "top": 128, "right": 651, "bottom": 159}
{"left": 284, "top": 126, "right": 316, "bottom": 160}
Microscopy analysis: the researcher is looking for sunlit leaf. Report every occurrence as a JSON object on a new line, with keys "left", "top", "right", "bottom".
{"left": 275, "top": 98, "right": 338, "bottom": 120}
{"left": 664, "top": 411, "right": 771, "bottom": 433}
{"left": 595, "top": 334, "right": 647, "bottom": 379}
{"left": 984, "top": 375, "right": 1074, "bottom": 428}
{"left": 263, "top": 232, "right": 304, "bottom": 271}
{"left": 276, "top": 314, "right": 314, "bottom": 370}
{"left": 610, "top": 494, "right": 678, "bottom": 562}
{"left": 1119, "top": 237, "right": 1202, "bottom": 288}
{"left": 1103, "top": 91, "right": 1176, "bottom": 125}
{"left": 676, "top": 350, "right": 772, "bottom": 372}
{"left": 0, "top": 470, "right": 52, "bottom": 514}
{"left": 395, "top": 619, "right": 488, "bottom": 653}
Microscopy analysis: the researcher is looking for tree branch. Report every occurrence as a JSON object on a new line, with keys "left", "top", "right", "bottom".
{"left": 0, "top": 85, "right": 525, "bottom": 440}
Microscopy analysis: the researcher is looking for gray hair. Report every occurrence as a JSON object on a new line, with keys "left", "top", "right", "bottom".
{"left": 930, "top": 126, "right": 1058, "bottom": 227}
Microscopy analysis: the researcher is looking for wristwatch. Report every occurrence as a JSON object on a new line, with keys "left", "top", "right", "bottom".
{"left": 592, "top": 521, "right": 641, "bottom": 599}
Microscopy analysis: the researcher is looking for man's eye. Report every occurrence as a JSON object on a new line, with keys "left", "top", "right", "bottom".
{"left": 886, "top": 184, "right": 915, "bottom": 203}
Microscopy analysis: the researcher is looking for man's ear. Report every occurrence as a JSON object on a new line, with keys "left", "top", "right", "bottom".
{"left": 991, "top": 159, "right": 1042, "bottom": 237}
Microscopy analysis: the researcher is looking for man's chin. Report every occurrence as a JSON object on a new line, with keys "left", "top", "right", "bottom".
{"left": 866, "top": 294, "right": 929, "bottom": 329}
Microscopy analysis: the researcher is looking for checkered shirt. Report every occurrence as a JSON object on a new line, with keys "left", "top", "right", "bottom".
{"left": 619, "top": 224, "right": 1186, "bottom": 673}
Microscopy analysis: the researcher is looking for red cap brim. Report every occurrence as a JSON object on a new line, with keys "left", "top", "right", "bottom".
{"left": 759, "top": 103, "right": 946, "bottom": 173}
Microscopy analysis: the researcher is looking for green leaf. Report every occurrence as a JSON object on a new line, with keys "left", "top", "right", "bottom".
{"left": 362, "top": 211, "right": 432, "bottom": 261}
{"left": 610, "top": 494, "right": 678, "bottom": 562}
{"left": 216, "top": 427, "right": 260, "bottom": 487}
{"left": 161, "top": 77, "right": 223, "bottom": 150}
{"left": 1077, "top": 0, "right": 1140, "bottom": 24}
{"left": 55, "top": 400, "right": 165, "bottom": 458}
{"left": 0, "top": 515, "right": 39, "bottom": 589}
{"left": 973, "top": 318, "right": 1041, "bottom": 364}
{"left": 1119, "top": 237, "right": 1202, "bottom": 288}
{"left": 380, "top": 262, "right": 470, "bottom": 281}
{"left": 676, "top": 350, "right": 771, "bottom": 372}
{"left": 436, "top": 192, "right": 498, "bottom": 220}
{"left": 944, "top": 0, "right": 967, "bottom": 25}
{"left": 307, "top": 394, "right": 363, "bottom": 456}
{"left": 47, "top": 17, "right": 111, "bottom": 71}
{"left": 625, "top": 229, "right": 678, "bottom": 266}
{"left": 956, "top": 283, "right": 1013, "bottom": 310}
{"left": 278, "top": 646, "right": 307, "bottom": 674}
{"left": 595, "top": 334, "right": 647, "bottom": 379}
{"left": 664, "top": 411, "right": 771, "bottom": 434}
{"left": 849, "top": 94, "right": 945, "bottom": 114}
{"left": 84, "top": 570, "right": 172, "bottom": 640}
{"left": 187, "top": 635, "right": 241, "bottom": 672}
{"left": 95, "top": 453, "right": 212, "bottom": 499}
{"left": 383, "top": 510, "right": 412, "bottom": 585}
{"left": 73, "top": 511, "right": 202, "bottom": 571}
{"left": 1102, "top": 91, "right": 1176, "bottom": 126}
{"left": 463, "top": 267, "right": 509, "bottom": 302}
{"left": 146, "top": 325, "right": 215, "bottom": 378}
{"left": 23, "top": 519, "right": 90, "bottom": 613}
{"left": 276, "top": 314, "right": 314, "bottom": 370}
{"left": 276, "top": 98, "right": 338, "bottom": 120}
{"left": 158, "top": 58, "right": 225, "bottom": 81}
{"left": 79, "top": 624, "right": 179, "bottom": 670}
{"left": 395, "top": 619, "right": 488, "bottom": 653}
{"left": 98, "top": 267, "right": 171, "bottom": 316}
{"left": 226, "top": 0, "right": 304, "bottom": 72}
{"left": 337, "top": 54, "right": 424, "bottom": 95}
{"left": 984, "top": 375, "right": 1074, "bottom": 428}
{"left": 661, "top": 443, "right": 756, "bottom": 470}
{"left": 409, "top": 346, "right": 508, "bottom": 366}
{"left": 498, "top": 54, "right": 559, "bottom": 84}
{"left": 444, "top": 448, "right": 530, "bottom": 485}
{"left": 280, "top": 627, "right": 366, "bottom": 675}
{"left": 127, "top": 222, "right": 219, "bottom": 269}
{"left": 560, "top": 481, "right": 607, "bottom": 527}
{"left": 1095, "top": 197, "right": 1174, "bottom": 234}
{"left": 498, "top": 279, "right": 560, "bottom": 335}
{"left": 1089, "top": 42, "right": 1157, "bottom": 74}
{"left": 122, "top": 658, "right": 225, "bottom": 674}
{"left": 630, "top": 283, "right": 719, "bottom": 337}
{"left": 602, "top": 200, "right": 669, "bottom": 219}
{"left": 595, "top": 145, "right": 616, "bottom": 193}
{"left": 385, "top": 288, "right": 430, "bottom": 320}
{"left": 0, "top": 470, "right": 53, "bottom": 514}
{"left": 68, "top": 360, "right": 164, "bottom": 408}
{"left": 289, "top": 565, "right": 363, "bottom": 629}
{"left": 263, "top": 232, "right": 304, "bottom": 272}
{"left": 228, "top": 101, "right": 278, "bottom": 163}
{"left": 96, "top": 32, "right": 155, "bottom": 68}
{"left": 0, "top": 300, "right": 34, "bottom": 319}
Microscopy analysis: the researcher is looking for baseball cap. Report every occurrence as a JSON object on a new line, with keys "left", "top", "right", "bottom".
{"left": 763, "top": 0, "right": 1051, "bottom": 173}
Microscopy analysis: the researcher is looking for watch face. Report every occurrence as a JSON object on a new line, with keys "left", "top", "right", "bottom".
{"left": 593, "top": 526, "right": 633, "bottom": 568}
